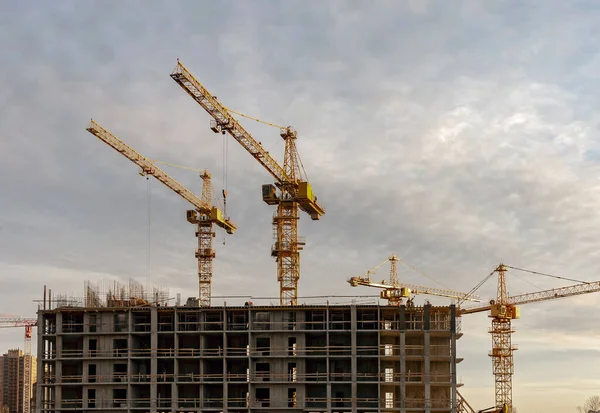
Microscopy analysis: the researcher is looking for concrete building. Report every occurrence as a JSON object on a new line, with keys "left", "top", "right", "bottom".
{"left": 0, "top": 349, "right": 37, "bottom": 413}
{"left": 36, "top": 301, "right": 462, "bottom": 413}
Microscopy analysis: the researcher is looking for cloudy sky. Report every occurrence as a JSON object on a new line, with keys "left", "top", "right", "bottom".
{"left": 2, "top": 0, "right": 600, "bottom": 411}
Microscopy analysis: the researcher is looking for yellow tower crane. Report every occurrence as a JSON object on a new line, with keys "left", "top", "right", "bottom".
{"left": 170, "top": 59, "right": 325, "bottom": 306}
{"left": 348, "top": 254, "right": 481, "bottom": 304}
{"left": 86, "top": 120, "right": 236, "bottom": 306}
{"left": 457, "top": 263, "right": 600, "bottom": 413}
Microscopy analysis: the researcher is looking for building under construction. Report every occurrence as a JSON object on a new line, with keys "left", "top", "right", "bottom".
{"left": 35, "top": 281, "right": 463, "bottom": 413}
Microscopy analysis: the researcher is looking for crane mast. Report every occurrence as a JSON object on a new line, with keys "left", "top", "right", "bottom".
{"left": 171, "top": 60, "right": 325, "bottom": 306}
{"left": 457, "top": 264, "right": 600, "bottom": 413}
{"left": 86, "top": 120, "right": 236, "bottom": 306}
{"left": 490, "top": 265, "right": 513, "bottom": 413}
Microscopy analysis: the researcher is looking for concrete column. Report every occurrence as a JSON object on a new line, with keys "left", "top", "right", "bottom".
{"left": 351, "top": 305, "right": 357, "bottom": 412}
{"left": 424, "top": 331, "right": 431, "bottom": 413}
{"left": 450, "top": 306, "right": 457, "bottom": 413}
{"left": 127, "top": 309, "right": 133, "bottom": 413}
{"left": 424, "top": 304, "right": 431, "bottom": 413}
{"left": 172, "top": 309, "right": 178, "bottom": 413}
{"left": 199, "top": 331, "right": 204, "bottom": 408}
{"left": 55, "top": 312, "right": 62, "bottom": 410}
{"left": 399, "top": 305, "right": 406, "bottom": 413}
{"left": 35, "top": 312, "right": 44, "bottom": 413}
{"left": 377, "top": 306, "right": 382, "bottom": 411}
{"left": 150, "top": 306, "right": 157, "bottom": 413}
{"left": 222, "top": 308, "right": 228, "bottom": 413}
{"left": 326, "top": 306, "right": 331, "bottom": 413}
{"left": 247, "top": 307, "right": 251, "bottom": 409}
{"left": 400, "top": 331, "right": 406, "bottom": 413}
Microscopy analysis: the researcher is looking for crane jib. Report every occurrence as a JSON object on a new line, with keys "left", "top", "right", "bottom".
{"left": 86, "top": 120, "right": 237, "bottom": 234}
{"left": 170, "top": 61, "right": 325, "bottom": 219}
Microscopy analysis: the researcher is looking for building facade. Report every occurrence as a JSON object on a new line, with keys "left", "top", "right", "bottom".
{"left": 36, "top": 303, "right": 461, "bottom": 413}
{"left": 0, "top": 349, "right": 37, "bottom": 413}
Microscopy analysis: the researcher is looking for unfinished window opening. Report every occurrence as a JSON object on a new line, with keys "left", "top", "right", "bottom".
{"left": 88, "top": 339, "right": 97, "bottom": 357}
{"left": 87, "top": 389, "right": 95, "bottom": 408}
{"left": 87, "top": 364, "right": 96, "bottom": 383}
{"left": 62, "top": 313, "right": 83, "bottom": 333}
{"left": 114, "top": 363, "right": 127, "bottom": 382}
{"left": 205, "top": 311, "right": 223, "bottom": 331}
{"left": 88, "top": 314, "right": 97, "bottom": 332}
{"left": 114, "top": 313, "right": 127, "bottom": 332}
{"left": 306, "top": 310, "right": 325, "bottom": 330}
{"left": 284, "top": 311, "right": 297, "bottom": 330}
{"left": 113, "top": 339, "right": 128, "bottom": 357}
{"left": 407, "top": 361, "right": 423, "bottom": 382}
{"left": 157, "top": 312, "right": 174, "bottom": 331}
{"left": 254, "top": 312, "right": 270, "bottom": 330}
{"left": 256, "top": 337, "right": 270, "bottom": 356}
{"left": 112, "top": 389, "right": 127, "bottom": 408}
{"left": 288, "top": 388, "right": 297, "bottom": 407}
{"left": 330, "top": 310, "right": 350, "bottom": 330}
{"left": 228, "top": 311, "right": 248, "bottom": 330}
{"left": 178, "top": 311, "right": 199, "bottom": 332}
{"left": 256, "top": 362, "right": 270, "bottom": 382}
{"left": 334, "top": 391, "right": 344, "bottom": 408}
{"left": 358, "top": 309, "right": 377, "bottom": 329}
{"left": 133, "top": 312, "right": 151, "bottom": 332}
{"left": 288, "top": 337, "right": 297, "bottom": 356}
{"left": 256, "top": 388, "right": 270, "bottom": 407}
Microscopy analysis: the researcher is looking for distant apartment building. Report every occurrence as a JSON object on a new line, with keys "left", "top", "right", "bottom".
{"left": 0, "top": 349, "right": 37, "bottom": 413}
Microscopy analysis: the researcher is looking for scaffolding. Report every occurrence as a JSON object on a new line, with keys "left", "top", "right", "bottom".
{"left": 42, "top": 280, "right": 169, "bottom": 310}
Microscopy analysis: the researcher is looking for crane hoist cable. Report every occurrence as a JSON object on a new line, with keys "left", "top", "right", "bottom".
{"left": 396, "top": 256, "right": 453, "bottom": 291}
{"left": 146, "top": 176, "right": 152, "bottom": 286}
{"left": 225, "top": 107, "right": 310, "bottom": 181}
{"left": 456, "top": 268, "right": 496, "bottom": 306}
{"left": 224, "top": 106, "right": 286, "bottom": 129}
{"left": 150, "top": 159, "right": 225, "bottom": 211}
{"left": 509, "top": 271, "right": 544, "bottom": 293}
{"left": 222, "top": 133, "right": 228, "bottom": 246}
{"left": 150, "top": 159, "right": 205, "bottom": 173}
{"left": 222, "top": 132, "right": 228, "bottom": 214}
{"left": 224, "top": 106, "right": 312, "bottom": 183}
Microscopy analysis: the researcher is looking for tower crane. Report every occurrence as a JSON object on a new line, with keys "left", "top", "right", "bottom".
{"left": 86, "top": 120, "right": 237, "bottom": 306}
{"left": 170, "top": 59, "right": 325, "bottom": 306}
{"left": 0, "top": 315, "right": 37, "bottom": 413}
{"left": 457, "top": 263, "right": 600, "bottom": 413}
{"left": 348, "top": 254, "right": 481, "bottom": 304}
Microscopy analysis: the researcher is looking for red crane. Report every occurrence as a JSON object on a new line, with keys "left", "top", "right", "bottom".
{"left": 0, "top": 315, "right": 37, "bottom": 413}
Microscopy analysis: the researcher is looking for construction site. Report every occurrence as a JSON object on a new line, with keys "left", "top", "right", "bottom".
{"left": 3, "top": 59, "right": 600, "bottom": 413}
{"left": 35, "top": 279, "right": 462, "bottom": 412}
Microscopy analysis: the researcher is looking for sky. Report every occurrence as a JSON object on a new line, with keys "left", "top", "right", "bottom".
{"left": 1, "top": 0, "right": 600, "bottom": 411}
